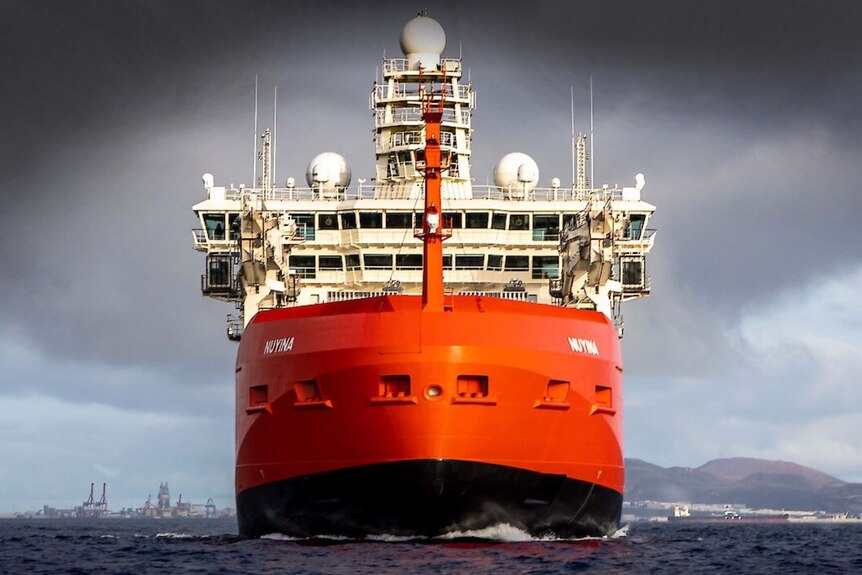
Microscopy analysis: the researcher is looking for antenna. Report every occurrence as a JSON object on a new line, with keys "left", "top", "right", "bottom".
{"left": 253, "top": 74, "right": 259, "bottom": 189}
{"left": 570, "top": 85, "right": 576, "bottom": 186}
{"left": 459, "top": 40, "right": 462, "bottom": 60}
{"left": 589, "top": 74, "right": 594, "bottom": 190}
{"left": 273, "top": 86, "right": 278, "bottom": 188}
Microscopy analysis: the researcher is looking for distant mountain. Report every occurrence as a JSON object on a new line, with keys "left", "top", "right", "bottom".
{"left": 625, "top": 457, "right": 862, "bottom": 513}
{"left": 697, "top": 458, "right": 843, "bottom": 489}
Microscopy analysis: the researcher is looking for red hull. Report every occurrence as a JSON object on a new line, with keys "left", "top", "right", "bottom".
{"left": 234, "top": 294, "right": 624, "bottom": 536}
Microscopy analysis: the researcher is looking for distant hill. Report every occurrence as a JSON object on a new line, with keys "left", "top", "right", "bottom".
{"left": 625, "top": 457, "right": 862, "bottom": 513}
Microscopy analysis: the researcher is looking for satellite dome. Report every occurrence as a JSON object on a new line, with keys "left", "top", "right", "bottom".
{"left": 400, "top": 12, "right": 446, "bottom": 70}
{"left": 493, "top": 152, "right": 540, "bottom": 194}
{"left": 306, "top": 152, "right": 351, "bottom": 195}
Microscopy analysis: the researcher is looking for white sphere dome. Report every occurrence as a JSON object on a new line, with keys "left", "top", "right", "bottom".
{"left": 493, "top": 152, "right": 540, "bottom": 194}
{"left": 306, "top": 152, "right": 351, "bottom": 194}
{"left": 400, "top": 13, "right": 446, "bottom": 70}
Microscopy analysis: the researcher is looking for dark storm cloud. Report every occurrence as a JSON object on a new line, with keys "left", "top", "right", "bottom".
{"left": 1, "top": 0, "right": 859, "bottom": 369}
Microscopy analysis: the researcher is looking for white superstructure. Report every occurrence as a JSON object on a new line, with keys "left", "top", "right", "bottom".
{"left": 192, "top": 12, "right": 656, "bottom": 340}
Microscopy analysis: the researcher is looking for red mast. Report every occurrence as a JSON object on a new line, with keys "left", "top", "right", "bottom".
{"left": 416, "top": 69, "right": 450, "bottom": 311}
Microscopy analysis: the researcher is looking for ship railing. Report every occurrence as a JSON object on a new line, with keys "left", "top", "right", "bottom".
{"left": 221, "top": 185, "right": 622, "bottom": 204}
{"left": 192, "top": 228, "right": 208, "bottom": 247}
{"left": 617, "top": 228, "right": 657, "bottom": 252}
{"left": 392, "top": 130, "right": 457, "bottom": 147}
{"left": 192, "top": 228, "right": 240, "bottom": 251}
{"left": 469, "top": 185, "right": 622, "bottom": 202}
{"left": 226, "top": 314, "right": 243, "bottom": 341}
{"left": 226, "top": 187, "right": 350, "bottom": 202}
{"left": 375, "top": 107, "right": 470, "bottom": 127}
{"left": 621, "top": 274, "right": 652, "bottom": 295}
{"left": 372, "top": 83, "right": 471, "bottom": 102}
{"left": 619, "top": 228, "right": 657, "bottom": 243}
{"left": 383, "top": 58, "right": 462, "bottom": 75}
{"left": 200, "top": 273, "right": 240, "bottom": 295}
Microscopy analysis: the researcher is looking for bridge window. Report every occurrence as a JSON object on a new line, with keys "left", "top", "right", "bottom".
{"left": 504, "top": 255, "right": 529, "bottom": 271}
{"left": 340, "top": 212, "right": 357, "bottom": 229}
{"left": 290, "top": 213, "right": 315, "bottom": 240}
{"left": 532, "top": 256, "right": 560, "bottom": 279}
{"left": 363, "top": 254, "right": 392, "bottom": 269}
{"left": 627, "top": 214, "right": 646, "bottom": 240}
{"left": 442, "top": 254, "right": 453, "bottom": 269}
{"left": 443, "top": 212, "right": 462, "bottom": 228}
{"left": 491, "top": 213, "right": 507, "bottom": 230}
{"left": 359, "top": 212, "right": 383, "bottom": 228}
{"left": 533, "top": 214, "right": 560, "bottom": 241}
{"left": 318, "top": 255, "right": 343, "bottom": 270}
{"left": 386, "top": 212, "right": 413, "bottom": 229}
{"left": 288, "top": 255, "right": 316, "bottom": 279}
{"left": 455, "top": 255, "right": 484, "bottom": 270}
{"left": 206, "top": 255, "right": 232, "bottom": 288}
{"left": 487, "top": 255, "right": 503, "bottom": 271}
{"left": 509, "top": 214, "right": 530, "bottom": 230}
{"left": 396, "top": 254, "right": 422, "bottom": 269}
{"left": 622, "top": 258, "right": 644, "bottom": 286}
{"left": 465, "top": 212, "right": 489, "bottom": 229}
{"left": 345, "top": 254, "right": 361, "bottom": 270}
{"left": 203, "top": 213, "right": 226, "bottom": 241}
{"left": 318, "top": 213, "right": 338, "bottom": 230}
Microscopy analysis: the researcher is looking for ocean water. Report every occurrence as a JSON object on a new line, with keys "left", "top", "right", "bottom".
{"left": 1, "top": 518, "right": 861, "bottom": 574}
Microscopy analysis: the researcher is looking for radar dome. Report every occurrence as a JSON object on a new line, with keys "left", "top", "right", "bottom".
{"left": 493, "top": 152, "right": 540, "bottom": 194}
{"left": 306, "top": 152, "right": 351, "bottom": 195}
{"left": 400, "top": 13, "right": 446, "bottom": 70}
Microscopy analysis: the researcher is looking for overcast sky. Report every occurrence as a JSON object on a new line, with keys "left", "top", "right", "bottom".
{"left": 1, "top": 0, "right": 861, "bottom": 512}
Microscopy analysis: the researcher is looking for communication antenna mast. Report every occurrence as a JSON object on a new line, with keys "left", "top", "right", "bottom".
{"left": 570, "top": 86, "right": 576, "bottom": 186}
{"left": 273, "top": 86, "right": 278, "bottom": 188}
{"left": 589, "top": 74, "right": 595, "bottom": 190}
{"left": 253, "top": 74, "right": 259, "bottom": 189}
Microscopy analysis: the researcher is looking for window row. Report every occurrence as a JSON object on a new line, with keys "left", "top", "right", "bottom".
{"left": 200, "top": 211, "right": 649, "bottom": 242}
{"left": 288, "top": 254, "right": 560, "bottom": 279}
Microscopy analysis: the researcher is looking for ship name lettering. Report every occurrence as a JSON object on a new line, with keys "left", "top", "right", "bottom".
{"left": 263, "top": 337, "right": 295, "bottom": 354}
{"left": 568, "top": 337, "right": 599, "bottom": 356}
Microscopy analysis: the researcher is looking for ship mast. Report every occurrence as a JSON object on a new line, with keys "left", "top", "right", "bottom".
{"left": 417, "top": 70, "right": 450, "bottom": 311}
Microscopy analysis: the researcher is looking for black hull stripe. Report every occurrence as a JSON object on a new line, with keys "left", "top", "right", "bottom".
{"left": 237, "top": 459, "right": 622, "bottom": 538}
